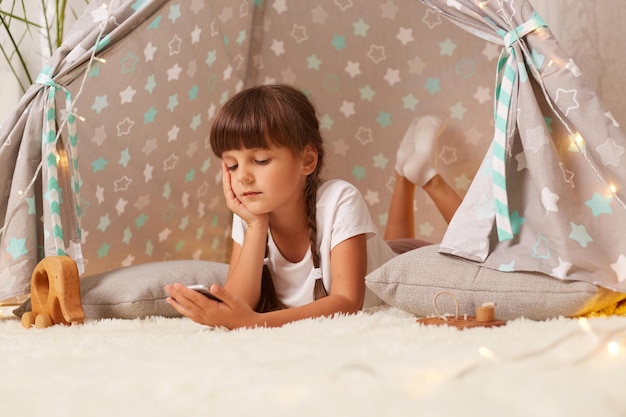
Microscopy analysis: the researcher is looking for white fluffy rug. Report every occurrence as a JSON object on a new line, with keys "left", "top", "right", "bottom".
{"left": 2, "top": 305, "right": 626, "bottom": 417}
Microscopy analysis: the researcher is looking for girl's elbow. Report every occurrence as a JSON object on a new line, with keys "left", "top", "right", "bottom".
{"left": 340, "top": 295, "right": 364, "bottom": 314}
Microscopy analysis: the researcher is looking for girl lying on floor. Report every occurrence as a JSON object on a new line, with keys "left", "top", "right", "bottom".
{"left": 18, "top": 83, "right": 625, "bottom": 328}
{"left": 165, "top": 84, "right": 461, "bottom": 329}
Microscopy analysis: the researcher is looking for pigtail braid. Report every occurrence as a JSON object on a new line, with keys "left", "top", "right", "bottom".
{"left": 256, "top": 241, "right": 286, "bottom": 313}
{"left": 306, "top": 174, "right": 328, "bottom": 300}
{"left": 313, "top": 273, "right": 328, "bottom": 300}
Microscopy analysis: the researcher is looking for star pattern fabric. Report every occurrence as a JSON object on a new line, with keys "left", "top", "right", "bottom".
{"left": 424, "top": 0, "right": 626, "bottom": 292}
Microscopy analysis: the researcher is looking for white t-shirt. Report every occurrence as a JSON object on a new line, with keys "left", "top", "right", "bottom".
{"left": 231, "top": 179, "right": 396, "bottom": 308}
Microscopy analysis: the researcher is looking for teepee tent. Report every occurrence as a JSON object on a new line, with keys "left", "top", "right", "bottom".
{"left": 1, "top": 0, "right": 624, "bottom": 302}
{"left": 424, "top": 0, "right": 626, "bottom": 291}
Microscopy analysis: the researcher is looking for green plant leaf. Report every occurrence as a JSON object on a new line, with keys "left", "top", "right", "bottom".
{"left": 1, "top": 0, "right": 90, "bottom": 93}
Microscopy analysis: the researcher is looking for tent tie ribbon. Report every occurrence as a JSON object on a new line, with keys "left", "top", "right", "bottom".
{"left": 490, "top": 11, "right": 547, "bottom": 241}
{"left": 36, "top": 67, "right": 82, "bottom": 262}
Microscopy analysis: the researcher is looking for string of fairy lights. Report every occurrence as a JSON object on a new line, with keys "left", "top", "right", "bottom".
{"left": 0, "top": 2, "right": 114, "bottom": 251}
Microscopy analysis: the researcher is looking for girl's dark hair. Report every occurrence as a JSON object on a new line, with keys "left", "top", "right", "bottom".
{"left": 210, "top": 84, "right": 327, "bottom": 312}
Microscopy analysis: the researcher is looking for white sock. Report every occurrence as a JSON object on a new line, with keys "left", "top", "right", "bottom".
{"left": 394, "top": 121, "right": 419, "bottom": 175}
{"left": 400, "top": 115, "right": 444, "bottom": 186}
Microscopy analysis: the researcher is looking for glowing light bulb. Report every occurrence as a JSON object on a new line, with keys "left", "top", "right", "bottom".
{"left": 578, "top": 317, "right": 591, "bottom": 333}
{"left": 568, "top": 132, "right": 586, "bottom": 154}
{"left": 610, "top": 183, "right": 617, "bottom": 194}
{"left": 478, "top": 346, "right": 494, "bottom": 359}
{"left": 570, "top": 132, "right": 583, "bottom": 147}
{"left": 607, "top": 341, "right": 621, "bottom": 357}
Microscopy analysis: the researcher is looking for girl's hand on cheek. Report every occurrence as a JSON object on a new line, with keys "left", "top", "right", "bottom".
{"left": 165, "top": 283, "right": 261, "bottom": 329}
{"left": 221, "top": 162, "right": 244, "bottom": 212}
{"left": 221, "top": 162, "right": 267, "bottom": 227}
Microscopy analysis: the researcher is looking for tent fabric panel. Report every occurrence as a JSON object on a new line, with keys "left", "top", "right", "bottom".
{"left": 422, "top": 0, "right": 626, "bottom": 291}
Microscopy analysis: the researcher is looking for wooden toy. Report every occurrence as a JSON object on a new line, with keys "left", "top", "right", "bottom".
{"left": 416, "top": 291, "right": 506, "bottom": 329}
{"left": 21, "top": 256, "right": 85, "bottom": 329}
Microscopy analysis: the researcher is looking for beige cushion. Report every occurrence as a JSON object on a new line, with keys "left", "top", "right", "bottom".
{"left": 79, "top": 260, "right": 229, "bottom": 319}
{"left": 365, "top": 244, "right": 617, "bottom": 321}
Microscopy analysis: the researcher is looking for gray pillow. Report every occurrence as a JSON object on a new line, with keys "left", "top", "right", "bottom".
{"left": 365, "top": 244, "right": 622, "bottom": 321}
{"left": 79, "top": 260, "right": 229, "bottom": 319}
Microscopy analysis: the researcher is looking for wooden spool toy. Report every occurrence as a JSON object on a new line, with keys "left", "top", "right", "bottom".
{"left": 416, "top": 291, "right": 506, "bottom": 329}
{"left": 21, "top": 256, "right": 85, "bottom": 329}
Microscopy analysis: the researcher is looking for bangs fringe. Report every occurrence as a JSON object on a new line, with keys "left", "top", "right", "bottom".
{"left": 210, "top": 85, "right": 311, "bottom": 158}
{"left": 210, "top": 102, "right": 272, "bottom": 156}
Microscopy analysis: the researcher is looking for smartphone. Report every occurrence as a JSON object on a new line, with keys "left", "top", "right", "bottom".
{"left": 186, "top": 284, "right": 222, "bottom": 302}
